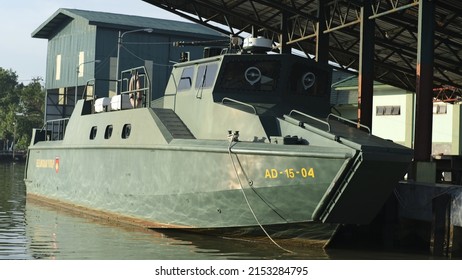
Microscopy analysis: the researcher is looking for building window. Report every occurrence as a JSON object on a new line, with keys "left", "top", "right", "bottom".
{"left": 122, "top": 124, "right": 131, "bottom": 139}
{"left": 433, "top": 104, "right": 447, "bottom": 114}
{"left": 90, "top": 126, "right": 97, "bottom": 140}
{"left": 104, "top": 125, "right": 113, "bottom": 139}
{"left": 376, "top": 105, "right": 400, "bottom": 116}
{"left": 55, "top": 54, "right": 62, "bottom": 81}
{"left": 78, "top": 52, "right": 85, "bottom": 77}
{"left": 58, "top": 88, "right": 66, "bottom": 105}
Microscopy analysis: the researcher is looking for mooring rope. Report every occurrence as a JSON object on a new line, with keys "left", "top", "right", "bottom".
{"left": 227, "top": 140, "right": 294, "bottom": 254}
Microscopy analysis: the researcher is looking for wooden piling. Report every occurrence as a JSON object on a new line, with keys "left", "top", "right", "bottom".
{"left": 431, "top": 193, "right": 452, "bottom": 257}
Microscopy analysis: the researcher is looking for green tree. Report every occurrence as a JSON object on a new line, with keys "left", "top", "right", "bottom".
{"left": 0, "top": 68, "right": 44, "bottom": 151}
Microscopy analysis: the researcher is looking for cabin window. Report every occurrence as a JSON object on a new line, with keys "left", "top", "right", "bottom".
{"left": 289, "top": 63, "right": 319, "bottom": 95}
{"left": 89, "top": 126, "right": 97, "bottom": 140}
{"left": 178, "top": 67, "right": 195, "bottom": 91}
{"left": 195, "top": 63, "right": 219, "bottom": 89}
{"left": 121, "top": 124, "right": 131, "bottom": 139}
{"left": 219, "top": 60, "right": 280, "bottom": 93}
{"left": 104, "top": 125, "right": 113, "bottom": 139}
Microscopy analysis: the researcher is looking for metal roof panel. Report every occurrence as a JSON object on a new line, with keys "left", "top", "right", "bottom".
{"left": 32, "top": 8, "right": 225, "bottom": 39}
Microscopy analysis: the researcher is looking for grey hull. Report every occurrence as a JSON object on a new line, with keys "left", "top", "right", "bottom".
{"left": 25, "top": 52, "right": 413, "bottom": 242}
{"left": 26, "top": 138, "right": 351, "bottom": 230}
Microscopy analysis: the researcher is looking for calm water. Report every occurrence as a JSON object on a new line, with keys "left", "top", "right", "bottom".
{"left": 0, "top": 162, "right": 433, "bottom": 260}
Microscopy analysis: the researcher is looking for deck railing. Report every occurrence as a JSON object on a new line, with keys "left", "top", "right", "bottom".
{"left": 120, "top": 66, "right": 151, "bottom": 108}
{"left": 43, "top": 118, "right": 70, "bottom": 141}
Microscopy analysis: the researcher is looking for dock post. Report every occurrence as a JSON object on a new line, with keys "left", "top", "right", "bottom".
{"left": 381, "top": 194, "right": 399, "bottom": 249}
{"left": 430, "top": 193, "right": 452, "bottom": 257}
{"left": 451, "top": 226, "right": 462, "bottom": 258}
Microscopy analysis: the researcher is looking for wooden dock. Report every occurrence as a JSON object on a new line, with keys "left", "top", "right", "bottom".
{"left": 0, "top": 150, "right": 27, "bottom": 162}
{"left": 327, "top": 180, "right": 462, "bottom": 259}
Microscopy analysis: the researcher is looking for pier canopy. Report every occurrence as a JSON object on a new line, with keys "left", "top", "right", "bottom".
{"left": 142, "top": 0, "right": 462, "bottom": 94}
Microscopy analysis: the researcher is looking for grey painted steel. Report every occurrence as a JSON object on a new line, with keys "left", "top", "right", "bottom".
{"left": 25, "top": 51, "right": 413, "bottom": 239}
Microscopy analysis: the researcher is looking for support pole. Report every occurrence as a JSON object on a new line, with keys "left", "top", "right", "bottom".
{"left": 279, "top": 12, "right": 291, "bottom": 54}
{"left": 357, "top": 0, "right": 375, "bottom": 129}
{"left": 315, "top": 1, "right": 329, "bottom": 64}
{"left": 414, "top": 0, "right": 435, "bottom": 162}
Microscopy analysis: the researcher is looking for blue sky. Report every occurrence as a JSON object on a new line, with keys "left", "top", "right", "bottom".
{"left": 0, "top": 0, "right": 186, "bottom": 83}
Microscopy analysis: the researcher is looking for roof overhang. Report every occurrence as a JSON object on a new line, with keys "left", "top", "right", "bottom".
{"left": 142, "top": 0, "right": 462, "bottom": 93}
{"left": 32, "top": 9, "right": 74, "bottom": 39}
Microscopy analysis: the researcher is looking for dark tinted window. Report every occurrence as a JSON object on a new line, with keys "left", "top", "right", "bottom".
{"left": 219, "top": 60, "right": 280, "bottom": 93}
{"left": 89, "top": 126, "right": 97, "bottom": 140}
{"left": 121, "top": 124, "right": 131, "bottom": 139}
{"left": 289, "top": 63, "right": 328, "bottom": 96}
{"left": 104, "top": 125, "right": 113, "bottom": 139}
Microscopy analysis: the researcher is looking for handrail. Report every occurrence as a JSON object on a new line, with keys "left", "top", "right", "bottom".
{"left": 327, "top": 113, "right": 371, "bottom": 134}
{"left": 42, "top": 118, "right": 70, "bottom": 141}
{"left": 221, "top": 97, "right": 257, "bottom": 115}
{"left": 82, "top": 79, "right": 95, "bottom": 100}
{"left": 82, "top": 78, "right": 118, "bottom": 100}
{"left": 120, "top": 66, "right": 151, "bottom": 108}
{"left": 288, "top": 110, "right": 331, "bottom": 132}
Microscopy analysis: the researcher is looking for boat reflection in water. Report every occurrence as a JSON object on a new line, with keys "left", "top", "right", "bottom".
{"left": 0, "top": 163, "right": 430, "bottom": 259}
{"left": 26, "top": 197, "right": 330, "bottom": 260}
{"left": 24, "top": 36, "right": 412, "bottom": 247}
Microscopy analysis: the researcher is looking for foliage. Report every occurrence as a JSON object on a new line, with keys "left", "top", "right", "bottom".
{"left": 0, "top": 68, "right": 44, "bottom": 151}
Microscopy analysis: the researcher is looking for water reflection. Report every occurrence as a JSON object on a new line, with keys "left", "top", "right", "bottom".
{"left": 1, "top": 162, "right": 330, "bottom": 260}
{"left": 0, "top": 162, "right": 29, "bottom": 259}
{"left": 25, "top": 200, "right": 332, "bottom": 260}
{"left": 0, "top": 162, "right": 434, "bottom": 260}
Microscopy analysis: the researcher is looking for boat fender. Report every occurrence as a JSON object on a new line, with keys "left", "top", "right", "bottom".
{"left": 128, "top": 72, "right": 142, "bottom": 108}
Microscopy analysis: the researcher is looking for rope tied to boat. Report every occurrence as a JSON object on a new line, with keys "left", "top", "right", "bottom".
{"left": 227, "top": 139, "right": 294, "bottom": 254}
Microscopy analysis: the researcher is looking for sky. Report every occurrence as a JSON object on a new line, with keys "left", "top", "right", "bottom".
{"left": 0, "top": 0, "right": 187, "bottom": 83}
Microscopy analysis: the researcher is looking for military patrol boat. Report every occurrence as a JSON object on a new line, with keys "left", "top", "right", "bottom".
{"left": 25, "top": 38, "right": 412, "bottom": 242}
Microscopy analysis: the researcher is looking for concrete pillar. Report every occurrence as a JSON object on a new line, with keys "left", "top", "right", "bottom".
{"left": 404, "top": 91, "right": 415, "bottom": 149}
{"left": 452, "top": 104, "right": 462, "bottom": 155}
{"left": 431, "top": 193, "right": 451, "bottom": 257}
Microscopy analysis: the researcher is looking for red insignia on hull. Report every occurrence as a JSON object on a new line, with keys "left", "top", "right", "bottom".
{"left": 55, "top": 157, "right": 60, "bottom": 173}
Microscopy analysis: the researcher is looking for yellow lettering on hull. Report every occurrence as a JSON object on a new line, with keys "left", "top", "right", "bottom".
{"left": 265, "top": 169, "right": 279, "bottom": 179}
{"left": 264, "top": 167, "right": 315, "bottom": 179}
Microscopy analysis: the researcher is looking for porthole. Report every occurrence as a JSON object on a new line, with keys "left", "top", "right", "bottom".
{"left": 122, "top": 124, "right": 131, "bottom": 139}
{"left": 104, "top": 125, "right": 113, "bottom": 139}
{"left": 89, "top": 126, "right": 97, "bottom": 140}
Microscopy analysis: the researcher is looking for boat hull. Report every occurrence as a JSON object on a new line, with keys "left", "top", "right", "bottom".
{"left": 25, "top": 141, "right": 352, "bottom": 233}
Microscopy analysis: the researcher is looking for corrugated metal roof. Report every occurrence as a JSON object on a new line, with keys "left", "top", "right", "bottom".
{"left": 141, "top": 0, "right": 462, "bottom": 93}
{"left": 32, "top": 8, "right": 225, "bottom": 39}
